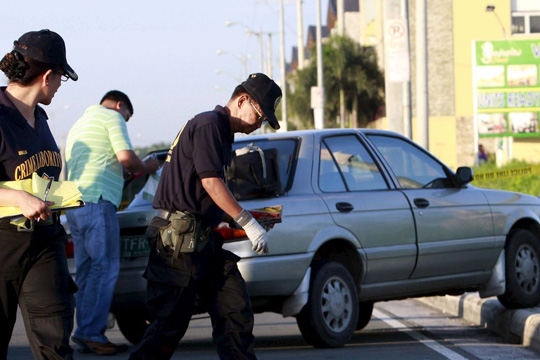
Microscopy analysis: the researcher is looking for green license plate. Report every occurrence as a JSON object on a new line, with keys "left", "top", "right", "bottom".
{"left": 121, "top": 236, "right": 150, "bottom": 258}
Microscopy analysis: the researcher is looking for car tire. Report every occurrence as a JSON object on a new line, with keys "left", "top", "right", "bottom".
{"left": 115, "top": 308, "right": 150, "bottom": 344}
{"left": 355, "top": 301, "right": 373, "bottom": 331}
{"left": 296, "top": 261, "right": 359, "bottom": 348}
{"left": 498, "top": 229, "right": 540, "bottom": 309}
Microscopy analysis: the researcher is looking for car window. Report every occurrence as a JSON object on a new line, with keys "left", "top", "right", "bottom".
{"left": 319, "top": 143, "right": 347, "bottom": 192}
{"left": 232, "top": 138, "right": 298, "bottom": 192}
{"left": 122, "top": 152, "right": 168, "bottom": 210}
{"left": 367, "top": 135, "right": 453, "bottom": 189}
{"left": 320, "top": 135, "right": 388, "bottom": 192}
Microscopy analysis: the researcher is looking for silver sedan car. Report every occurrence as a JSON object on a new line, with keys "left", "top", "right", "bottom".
{"left": 65, "top": 128, "right": 540, "bottom": 348}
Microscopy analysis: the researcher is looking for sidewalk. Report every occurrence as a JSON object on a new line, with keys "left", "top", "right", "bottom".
{"left": 418, "top": 293, "right": 540, "bottom": 353}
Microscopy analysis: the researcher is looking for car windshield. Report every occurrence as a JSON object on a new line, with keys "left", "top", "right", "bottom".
{"left": 367, "top": 134, "right": 452, "bottom": 189}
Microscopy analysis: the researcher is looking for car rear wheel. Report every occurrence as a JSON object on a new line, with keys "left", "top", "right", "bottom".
{"left": 355, "top": 301, "right": 373, "bottom": 331}
{"left": 296, "top": 261, "right": 358, "bottom": 348}
{"left": 115, "top": 308, "right": 150, "bottom": 344}
{"left": 498, "top": 229, "right": 540, "bottom": 309}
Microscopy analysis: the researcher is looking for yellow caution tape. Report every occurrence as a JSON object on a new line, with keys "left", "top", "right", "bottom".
{"left": 474, "top": 166, "right": 540, "bottom": 181}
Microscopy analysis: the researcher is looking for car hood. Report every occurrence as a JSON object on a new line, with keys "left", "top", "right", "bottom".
{"left": 479, "top": 187, "right": 540, "bottom": 207}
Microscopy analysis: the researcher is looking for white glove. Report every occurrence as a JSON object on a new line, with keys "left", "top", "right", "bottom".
{"left": 235, "top": 209, "right": 269, "bottom": 255}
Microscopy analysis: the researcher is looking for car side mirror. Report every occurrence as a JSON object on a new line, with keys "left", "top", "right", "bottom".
{"left": 455, "top": 167, "right": 474, "bottom": 187}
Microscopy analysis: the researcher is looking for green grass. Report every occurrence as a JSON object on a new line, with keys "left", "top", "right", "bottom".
{"left": 471, "top": 159, "right": 540, "bottom": 196}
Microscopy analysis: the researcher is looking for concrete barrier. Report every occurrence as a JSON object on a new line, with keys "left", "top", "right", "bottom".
{"left": 417, "top": 293, "right": 540, "bottom": 353}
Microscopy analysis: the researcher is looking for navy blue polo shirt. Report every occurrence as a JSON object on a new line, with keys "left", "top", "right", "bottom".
{"left": 0, "top": 87, "right": 61, "bottom": 181}
{"left": 153, "top": 105, "right": 234, "bottom": 228}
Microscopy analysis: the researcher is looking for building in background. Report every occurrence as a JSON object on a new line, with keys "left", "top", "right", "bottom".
{"left": 359, "top": 0, "right": 540, "bottom": 169}
{"left": 289, "top": 0, "right": 540, "bottom": 169}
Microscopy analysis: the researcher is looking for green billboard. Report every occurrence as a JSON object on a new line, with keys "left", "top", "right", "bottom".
{"left": 474, "top": 39, "right": 540, "bottom": 138}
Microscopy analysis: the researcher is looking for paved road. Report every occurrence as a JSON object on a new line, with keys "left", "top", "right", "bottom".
{"left": 7, "top": 298, "right": 540, "bottom": 359}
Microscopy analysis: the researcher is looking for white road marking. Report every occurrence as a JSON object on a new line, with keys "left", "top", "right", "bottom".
{"left": 373, "top": 309, "right": 469, "bottom": 360}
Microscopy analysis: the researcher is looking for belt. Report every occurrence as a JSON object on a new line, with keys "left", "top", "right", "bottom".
{"left": 156, "top": 209, "right": 172, "bottom": 221}
{"left": 0, "top": 213, "right": 60, "bottom": 231}
{"left": 155, "top": 209, "right": 207, "bottom": 227}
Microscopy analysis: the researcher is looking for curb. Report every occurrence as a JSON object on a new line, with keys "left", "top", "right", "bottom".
{"left": 417, "top": 293, "right": 540, "bottom": 353}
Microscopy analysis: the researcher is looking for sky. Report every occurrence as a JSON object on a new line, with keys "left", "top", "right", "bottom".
{"left": 1, "top": 0, "right": 330, "bottom": 148}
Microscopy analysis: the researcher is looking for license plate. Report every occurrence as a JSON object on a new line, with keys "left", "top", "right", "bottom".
{"left": 121, "top": 236, "right": 150, "bottom": 258}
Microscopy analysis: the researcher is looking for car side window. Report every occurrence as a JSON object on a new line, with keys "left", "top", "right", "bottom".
{"left": 319, "top": 144, "right": 347, "bottom": 192}
{"left": 319, "top": 135, "right": 388, "bottom": 192}
{"left": 367, "top": 135, "right": 452, "bottom": 189}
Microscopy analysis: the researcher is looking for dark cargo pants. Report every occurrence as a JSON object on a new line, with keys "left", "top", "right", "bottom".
{"left": 0, "top": 222, "right": 76, "bottom": 360}
{"left": 129, "top": 218, "right": 256, "bottom": 360}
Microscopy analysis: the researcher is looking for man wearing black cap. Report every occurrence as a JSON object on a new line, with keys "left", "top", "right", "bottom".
{"left": 129, "top": 73, "right": 282, "bottom": 360}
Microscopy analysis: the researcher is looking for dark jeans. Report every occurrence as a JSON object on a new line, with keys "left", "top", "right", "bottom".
{"left": 129, "top": 217, "right": 256, "bottom": 360}
{"left": 0, "top": 222, "right": 76, "bottom": 360}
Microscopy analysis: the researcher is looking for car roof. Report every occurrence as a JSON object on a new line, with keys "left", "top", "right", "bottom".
{"left": 235, "top": 128, "right": 406, "bottom": 142}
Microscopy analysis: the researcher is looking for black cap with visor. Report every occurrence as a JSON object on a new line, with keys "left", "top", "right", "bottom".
{"left": 241, "top": 73, "right": 282, "bottom": 130}
{"left": 13, "top": 29, "right": 78, "bottom": 81}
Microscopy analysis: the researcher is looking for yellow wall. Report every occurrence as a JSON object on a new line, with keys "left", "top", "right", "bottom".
{"left": 368, "top": 116, "right": 458, "bottom": 170}
{"left": 513, "top": 139, "right": 540, "bottom": 163}
{"left": 365, "top": 1, "right": 540, "bottom": 168}
{"left": 429, "top": 117, "right": 457, "bottom": 170}
{"left": 453, "top": 0, "right": 511, "bottom": 117}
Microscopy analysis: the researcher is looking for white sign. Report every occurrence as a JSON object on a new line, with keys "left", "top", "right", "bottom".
{"left": 385, "top": 19, "right": 411, "bottom": 83}
{"left": 311, "top": 86, "right": 324, "bottom": 109}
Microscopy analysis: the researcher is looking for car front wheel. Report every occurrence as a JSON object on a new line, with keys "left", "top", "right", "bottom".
{"left": 498, "top": 229, "right": 540, "bottom": 309}
{"left": 296, "top": 261, "right": 359, "bottom": 348}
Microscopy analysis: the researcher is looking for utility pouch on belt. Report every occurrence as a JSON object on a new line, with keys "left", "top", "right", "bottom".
{"left": 159, "top": 211, "right": 209, "bottom": 261}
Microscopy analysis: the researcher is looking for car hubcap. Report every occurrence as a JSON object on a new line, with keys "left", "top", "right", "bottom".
{"left": 320, "top": 276, "right": 353, "bottom": 332}
{"left": 515, "top": 244, "right": 540, "bottom": 294}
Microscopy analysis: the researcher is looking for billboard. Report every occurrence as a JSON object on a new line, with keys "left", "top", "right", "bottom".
{"left": 474, "top": 40, "right": 540, "bottom": 138}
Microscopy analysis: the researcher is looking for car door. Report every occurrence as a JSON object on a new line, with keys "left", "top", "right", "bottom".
{"left": 316, "top": 133, "right": 417, "bottom": 283}
{"left": 366, "top": 134, "right": 499, "bottom": 279}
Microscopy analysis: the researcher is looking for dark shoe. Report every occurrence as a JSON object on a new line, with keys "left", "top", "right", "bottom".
{"left": 71, "top": 336, "right": 128, "bottom": 356}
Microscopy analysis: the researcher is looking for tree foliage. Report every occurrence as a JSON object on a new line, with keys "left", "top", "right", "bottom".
{"left": 288, "top": 35, "right": 385, "bottom": 129}
{"left": 134, "top": 141, "right": 170, "bottom": 157}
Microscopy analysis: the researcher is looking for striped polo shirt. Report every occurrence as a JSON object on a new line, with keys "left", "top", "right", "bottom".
{"left": 65, "top": 105, "right": 133, "bottom": 208}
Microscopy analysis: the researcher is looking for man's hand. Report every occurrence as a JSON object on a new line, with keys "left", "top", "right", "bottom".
{"left": 235, "top": 209, "right": 269, "bottom": 255}
{"left": 144, "top": 158, "right": 159, "bottom": 174}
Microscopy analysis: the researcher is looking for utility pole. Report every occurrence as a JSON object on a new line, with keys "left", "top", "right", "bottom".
{"left": 267, "top": 33, "right": 273, "bottom": 78}
{"left": 416, "top": 0, "right": 429, "bottom": 149}
{"left": 383, "top": 0, "right": 411, "bottom": 136}
{"left": 313, "top": 0, "right": 325, "bottom": 129}
{"left": 338, "top": 0, "right": 345, "bottom": 128}
{"left": 337, "top": 0, "right": 345, "bottom": 34}
{"left": 402, "top": 0, "right": 412, "bottom": 138}
{"left": 297, "top": 0, "right": 305, "bottom": 70}
{"left": 279, "top": 0, "right": 288, "bottom": 131}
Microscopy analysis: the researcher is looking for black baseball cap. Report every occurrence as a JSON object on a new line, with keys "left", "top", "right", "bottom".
{"left": 13, "top": 29, "right": 78, "bottom": 81}
{"left": 242, "top": 73, "right": 282, "bottom": 130}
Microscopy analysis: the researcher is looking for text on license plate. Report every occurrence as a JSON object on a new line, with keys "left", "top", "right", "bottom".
{"left": 121, "top": 236, "right": 150, "bottom": 258}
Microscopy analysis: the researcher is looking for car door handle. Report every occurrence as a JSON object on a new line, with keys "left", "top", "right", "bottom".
{"left": 414, "top": 198, "right": 430, "bottom": 208}
{"left": 336, "top": 202, "right": 354, "bottom": 213}
{"left": 136, "top": 216, "right": 147, "bottom": 224}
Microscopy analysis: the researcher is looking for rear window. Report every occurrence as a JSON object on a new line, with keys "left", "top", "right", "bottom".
{"left": 233, "top": 138, "right": 299, "bottom": 192}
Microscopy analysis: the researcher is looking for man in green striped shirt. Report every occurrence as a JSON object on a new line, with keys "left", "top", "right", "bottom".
{"left": 65, "top": 90, "right": 159, "bottom": 355}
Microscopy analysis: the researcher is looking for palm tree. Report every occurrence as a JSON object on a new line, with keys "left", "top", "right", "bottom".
{"left": 288, "top": 35, "right": 385, "bottom": 129}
